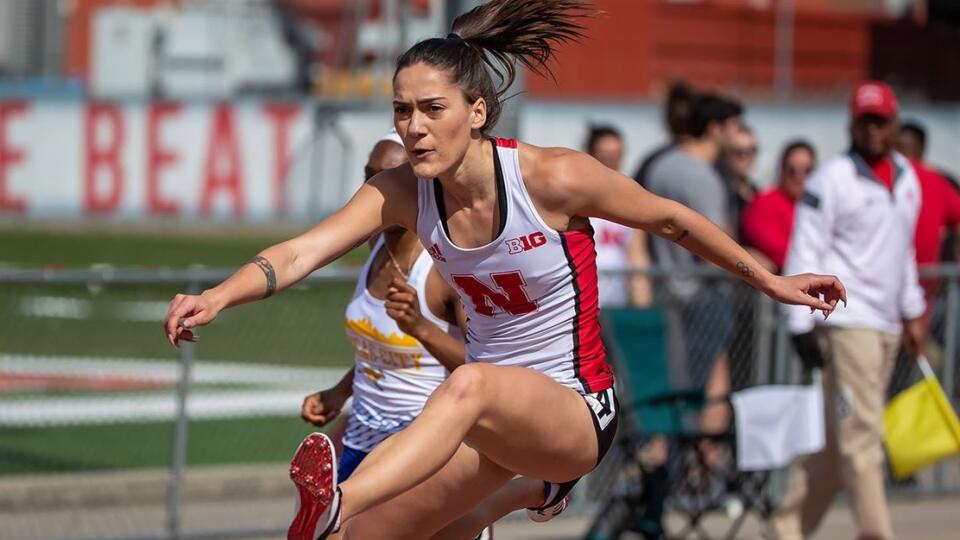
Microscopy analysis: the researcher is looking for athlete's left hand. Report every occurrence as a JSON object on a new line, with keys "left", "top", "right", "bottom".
{"left": 766, "top": 273, "right": 847, "bottom": 319}
{"left": 301, "top": 387, "right": 347, "bottom": 427}
{"left": 386, "top": 277, "right": 428, "bottom": 339}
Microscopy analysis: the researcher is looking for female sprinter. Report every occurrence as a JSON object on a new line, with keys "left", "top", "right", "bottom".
{"left": 300, "top": 131, "right": 556, "bottom": 540}
{"left": 164, "top": 1, "right": 846, "bottom": 538}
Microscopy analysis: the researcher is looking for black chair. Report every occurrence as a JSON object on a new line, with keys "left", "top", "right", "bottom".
{"left": 584, "top": 308, "right": 773, "bottom": 540}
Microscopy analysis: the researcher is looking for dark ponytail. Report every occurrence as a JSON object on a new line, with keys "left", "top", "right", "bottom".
{"left": 395, "top": 0, "right": 593, "bottom": 134}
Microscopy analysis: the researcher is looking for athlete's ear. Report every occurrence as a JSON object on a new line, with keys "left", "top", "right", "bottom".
{"left": 470, "top": 97, "right": 487, "bottom": 131}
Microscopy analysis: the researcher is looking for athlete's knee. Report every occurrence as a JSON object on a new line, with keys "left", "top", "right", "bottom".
{"left": 438, "top": 363, "right": 489, "bottom": 405}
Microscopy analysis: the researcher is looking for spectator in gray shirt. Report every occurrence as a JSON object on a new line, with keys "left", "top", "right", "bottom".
{"left": 646, "top": 92, "right": 744, "bottom": 436}
{"left": 647, "top": 93, "right": 743, "bottom": 303}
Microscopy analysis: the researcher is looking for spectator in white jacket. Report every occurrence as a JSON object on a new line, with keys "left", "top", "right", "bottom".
{"left": 768, "top": 81, "right": 926, "bottom": 540}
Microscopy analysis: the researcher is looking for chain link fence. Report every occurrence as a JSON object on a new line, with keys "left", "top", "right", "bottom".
{"left": 1, "top": 266, "right": 959, "bottom": 539}
{"left": 0, "top": 268, "right": 357, "bottom": 540}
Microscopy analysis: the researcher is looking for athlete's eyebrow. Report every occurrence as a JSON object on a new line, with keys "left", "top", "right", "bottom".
{"left": 392, "top": 96, "right": 447, "bottom": 106}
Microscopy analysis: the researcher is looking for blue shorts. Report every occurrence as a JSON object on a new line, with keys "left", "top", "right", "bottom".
{"left": 338, "top": 445, "right": 369, "bottom": 481}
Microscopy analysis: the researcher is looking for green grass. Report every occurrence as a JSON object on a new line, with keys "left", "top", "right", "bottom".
{"left": 0, "top": 228, "right": 362, "bottom": 475}
{"left": 0, "top": 227, "right": 370, "bottom": 268}
{"left": 1, "top": 282, "right": 356, "bottom": 366}
{"left": 0, "top": 228, "right": 370, "bottom": 366}
{"left": 0, "top": 416, "right": 340, "bottom": 474}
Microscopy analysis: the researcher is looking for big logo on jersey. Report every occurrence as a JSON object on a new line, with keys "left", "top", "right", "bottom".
{"left": 452, "top": 271, "right": 538, "bottom": 317}
{"left": 505, "top": 232, "right": 547, "bottom": 254}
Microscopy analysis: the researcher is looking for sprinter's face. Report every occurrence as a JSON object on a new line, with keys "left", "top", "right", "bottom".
{"left": 393, "top": 62, "right": 487, "bottom": 179}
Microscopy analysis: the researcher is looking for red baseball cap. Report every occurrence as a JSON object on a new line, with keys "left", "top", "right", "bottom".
{"left": 850, "top": 81, "right": 898, "bottom": 120}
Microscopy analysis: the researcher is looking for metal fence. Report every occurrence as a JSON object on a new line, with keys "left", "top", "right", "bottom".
{"left": 1, "top": 265, "right": 959, "bottom": 540}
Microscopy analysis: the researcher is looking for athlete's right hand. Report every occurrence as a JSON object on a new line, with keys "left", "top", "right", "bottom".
{"left": 301, "top": 388, "right": 347, "bottom": 427}
{"left": 164, "top": 292, "right": 220, "bottom": 347}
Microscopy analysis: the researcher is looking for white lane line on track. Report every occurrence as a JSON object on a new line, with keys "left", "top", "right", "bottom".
{"left": 113, "top": 300, "right": 170, "bottom": 321}
{"left": 0, "top": 389, "right": 352, "bottom": 427}
{"left": 19, "top": 296, "right": 92, "bottom": 319}
{"left": 0, "top": 354, "right": 348, "bottom": 385}
{"left": 18, "top": 295, "right": 189, "bottom": 322}
{"left": 0, "top": 354, "right": 351, "bottom": 427}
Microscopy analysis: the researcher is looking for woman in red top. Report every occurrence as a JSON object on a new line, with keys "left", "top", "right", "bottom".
{"left": 741, "top": 140, "right": 816, "bottom": 273}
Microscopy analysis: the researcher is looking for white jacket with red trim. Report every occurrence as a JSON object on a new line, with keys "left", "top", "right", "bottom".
{"left": 784, "top": 150, "right": 925, "bottom": 335}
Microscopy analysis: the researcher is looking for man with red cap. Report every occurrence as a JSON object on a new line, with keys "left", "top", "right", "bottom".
{"left": 768, "top": 82, "right": 926, "bottom": 540}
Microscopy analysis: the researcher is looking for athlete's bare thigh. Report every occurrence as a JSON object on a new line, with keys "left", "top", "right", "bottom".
{"left": 343, "top": 442, "right": 514, "bottom": 539}
{"left": 457, "top": 363, "right": 601, "bottom": 482}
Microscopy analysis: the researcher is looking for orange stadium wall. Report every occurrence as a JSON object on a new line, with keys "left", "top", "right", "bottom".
{"left": 527, "top": 0, "right": 872, "bottom": 99}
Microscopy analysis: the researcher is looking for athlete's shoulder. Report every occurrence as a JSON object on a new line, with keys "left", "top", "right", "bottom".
{"left": 365, "top": 163, "right": 420, "bottom": 204}
{"left": 369, "top": 162, "right": 418, "bottom": 188}
{"left": 366, "top": 163, "right": 420, "bottom": 229}
{"left": 517, "top": 142, "right": 594, "bottom": 186}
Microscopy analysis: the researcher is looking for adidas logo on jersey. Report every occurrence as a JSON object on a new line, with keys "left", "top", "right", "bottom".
{"left": 505, "top": 232, "right": 547, "bottom": 255}
{"left": 427, "top": 243, "right": 446, "bottom": 262}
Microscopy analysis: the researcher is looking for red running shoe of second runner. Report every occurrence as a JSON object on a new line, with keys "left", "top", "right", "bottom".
{"left": 288, "top": 433, "right": 341, "bottom": 540}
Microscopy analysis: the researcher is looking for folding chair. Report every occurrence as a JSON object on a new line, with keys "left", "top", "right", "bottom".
{"left": 584, "top": 307, "right": 773, "bottom": 540}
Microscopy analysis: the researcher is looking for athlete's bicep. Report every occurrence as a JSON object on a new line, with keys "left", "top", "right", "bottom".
{"left": 287, "top": 167, "right": 416, "bottom": 272}
{"left": 552, "top": 152, "right": 680, "bottom": 232}
{"left": 285, "top": 184, "right": 387, "bottom": 272}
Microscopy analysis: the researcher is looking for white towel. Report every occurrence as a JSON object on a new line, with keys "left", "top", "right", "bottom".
{"left": 732, "top": 382, "right": 825, "bottom": 471}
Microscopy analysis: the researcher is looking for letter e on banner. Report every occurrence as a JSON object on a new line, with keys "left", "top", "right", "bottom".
{"left": 0, "top": 100, "right": 29, "bottom": 214}
{"left": 146, "top": 101, "right": 182, "bottom": 216}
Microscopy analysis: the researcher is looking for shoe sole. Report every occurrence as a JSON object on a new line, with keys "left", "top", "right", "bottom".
{"left": 288, "top": 433, "right": 338, "bottom": 540}
{"left": 526, "top": 496, "right": 569, "bottom": 523}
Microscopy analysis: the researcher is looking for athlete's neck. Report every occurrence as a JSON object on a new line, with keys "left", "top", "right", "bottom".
{"left": 436, "top": 137, "right": 496, "bottom": 210}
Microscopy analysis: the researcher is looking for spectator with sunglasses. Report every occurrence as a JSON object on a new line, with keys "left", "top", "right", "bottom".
{"left": 717, "top": 124, "right": 760, "bottom": 239}
{"left": 741, "top": 140, "right": 817, "bottom": 273}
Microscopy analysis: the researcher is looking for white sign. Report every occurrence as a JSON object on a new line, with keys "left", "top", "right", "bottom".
{"left": 0, "top": 99, "right": 331, "bottom": 221}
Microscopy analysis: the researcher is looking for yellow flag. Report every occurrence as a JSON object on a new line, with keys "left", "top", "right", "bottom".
{"left": 883, "top": 358, "right": 960, "bottom": 479}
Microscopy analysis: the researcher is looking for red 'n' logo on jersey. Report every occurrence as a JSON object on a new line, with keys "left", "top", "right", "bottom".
{"left": 452, "top": 271, "right": 538, "bottom": 317}
{"left": 505, "top": 232, "right": 547, "bottom": 255}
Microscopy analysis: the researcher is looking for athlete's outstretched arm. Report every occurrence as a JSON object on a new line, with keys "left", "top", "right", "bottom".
{"left": 545, "top": 151, "right": 846, "bottom": 315}
{"left": 163, "top": 167, "right": 418, "bottom": 346}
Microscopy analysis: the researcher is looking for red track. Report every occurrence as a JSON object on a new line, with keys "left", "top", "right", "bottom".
{"left": 0, "top": 372, "right": 171, "bottom": 392}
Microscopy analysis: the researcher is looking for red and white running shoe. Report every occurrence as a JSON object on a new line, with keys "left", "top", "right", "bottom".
{"left": 288, "top": 433, "right": 341, "bottom": 540}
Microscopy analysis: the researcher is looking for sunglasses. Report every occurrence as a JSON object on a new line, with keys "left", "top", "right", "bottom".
{"left": 730, "top": 147, "right": 758, "bottom": 159}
